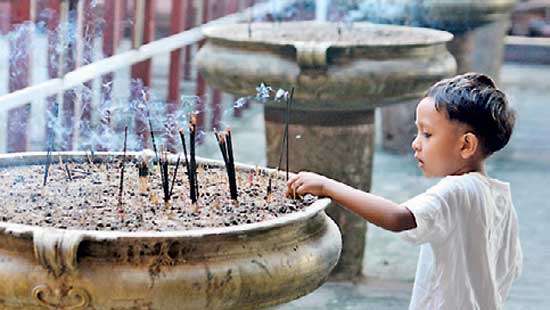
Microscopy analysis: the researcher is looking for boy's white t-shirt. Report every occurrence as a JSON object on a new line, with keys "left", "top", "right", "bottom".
{"left": 400, "top": 172, "right": 522, "bottom": 310}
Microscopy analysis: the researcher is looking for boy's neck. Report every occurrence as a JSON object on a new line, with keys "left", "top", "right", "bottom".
{"left": 452, "top": 159, "right": 486, "bottom": 176}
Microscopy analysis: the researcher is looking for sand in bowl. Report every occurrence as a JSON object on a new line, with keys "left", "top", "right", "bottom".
{"left": 0, "top": 153, "right": 317, "bottom": 232}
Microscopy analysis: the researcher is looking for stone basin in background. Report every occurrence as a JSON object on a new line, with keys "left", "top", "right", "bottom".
{"left": 353, "top": 0, "right": 518, "bottom": 33}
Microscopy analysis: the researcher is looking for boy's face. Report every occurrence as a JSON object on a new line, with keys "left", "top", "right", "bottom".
{"left": 411, "top": 97, "right": 468, "bottom": 177}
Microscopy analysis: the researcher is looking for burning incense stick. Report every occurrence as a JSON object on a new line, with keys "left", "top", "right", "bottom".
{"left": 179, "top": 127, "right": 195, "bottom": 204}
{"left": 226, "top": 129, "right": 238, "bottom": 200}
{"left": 43, "top": 148, "right": 52, "bottom": 186}
{"left": 148, "top": 116, "right": 167, "bottom": 201}
{"left": 189, "top": 117, "right": 198, "bottom": 204}
{"left": 214, "top": 129, "right": 228, "bottom": 163}
{"left": 266, "top": 174, "right": 272, "bottom": 200}
{"left": 286, "top": 87, "right": 294, "bottom": 181}
{"left": 161, "top": 150, "right": 170, "bottom": 203}
{"left": 84, "top": 149, "right": 97, "bottom": 171}
{"left": 58, "top": 155, "right": 72, "bottom": 181}
{"left": 178, "top": 128, "right": 190, "bottom": 174}
{"left": 169, "top": 155, "right": 181, "bottom": 198}
{"left": 65, "top": 162, "right": 73, "bottom": 181}
{"left": 276, "top": 87, "right": 294, "bottom": 180}
{"left": 215, "top": 129, "right": 238, "bottom": 200}
{"left": 43, "top": 117, "right": 57, "bottom": 186}
{"left": 277, "top": 126, "right": 287, "bottom": 172}
{"left": 118, "top": 126, "right": 128, "bottom": 206}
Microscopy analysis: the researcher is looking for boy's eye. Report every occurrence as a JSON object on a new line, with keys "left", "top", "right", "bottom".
{"left": 423, "top": 132, "right": 432, "bottom": 138}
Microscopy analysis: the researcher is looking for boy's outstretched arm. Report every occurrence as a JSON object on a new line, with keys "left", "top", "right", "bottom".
{"left": 287, "top": 172, "right": 417, "bottom": 232}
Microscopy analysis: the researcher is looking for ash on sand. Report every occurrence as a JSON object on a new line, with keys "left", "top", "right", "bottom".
{"left": 0, "top": 160, "right": 317, "bottom": 232}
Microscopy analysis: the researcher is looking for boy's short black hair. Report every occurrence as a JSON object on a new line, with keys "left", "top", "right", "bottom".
{"left": 426, "top": 72, "right": 516, "bottom": 157}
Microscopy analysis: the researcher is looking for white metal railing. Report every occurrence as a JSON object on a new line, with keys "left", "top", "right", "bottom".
{"left": 0, "top": 0, "right": 297, "bottom": 114}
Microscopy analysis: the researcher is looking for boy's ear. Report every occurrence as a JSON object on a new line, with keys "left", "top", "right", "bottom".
{"left": 460, "top": 132, "right": 479, "bottom": 159}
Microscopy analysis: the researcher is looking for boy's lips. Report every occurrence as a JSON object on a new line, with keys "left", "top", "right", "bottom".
{"left": 415, "top": 156, "right": 424, "bottom": 167}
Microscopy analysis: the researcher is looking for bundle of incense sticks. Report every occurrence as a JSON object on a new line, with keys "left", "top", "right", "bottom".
{"left": 215, "top": 128, "right": 238, "bottom": 200}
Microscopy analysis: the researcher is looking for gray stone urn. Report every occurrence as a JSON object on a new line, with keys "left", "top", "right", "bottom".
{"left": 196, "top": 21, "right": 456, "bottom": 280}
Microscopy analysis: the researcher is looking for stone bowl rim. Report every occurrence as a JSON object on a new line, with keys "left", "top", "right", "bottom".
{"left": 0, "top": 151, "right": 331, "bottom": 241}
{"left": 202, "top": 21, "right": 454, "bottom": 48}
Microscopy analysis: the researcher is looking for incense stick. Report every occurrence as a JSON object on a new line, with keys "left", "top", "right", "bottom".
{"left": 178, "top": 128, "right": 190, "bottom": 174}
{"left": 161, "top": 150, "right": 170, "bottom": 202}
{"left": 277, "top": 125, "right": 288, "bottom": 171}
{"left": 118, "top": 126, "right": 128, "bottom": 206}
{"left": 215, "top": 130, "right": 238, "bottom": 200}
{"left": 286, "top": 87, "right": 294, "bottom": 180}
{"left": 169, "top": 155, "right": 181, "bottom": 198}
{"left": 148, "top": 116, "right": 166, "bottom": 200}
{"left": 43, "top": 147, "right": 52, "bottom": 186}
{"left": 179, "top": 127, "right": 195, "bottom": 204}
{"left": 65, "top": 162, "right": 73, "bottom": 181}
{"left": 226, "top": 129, "right": 238, "bottom": 200}
{"left": 58, "top": 155, "right": 72, "bottom": 181}
{"left": 43, "top": 103, "right": 57, "bottom": 186}
{"left": 189, "top": 118, "right": 198, "bottom": 204}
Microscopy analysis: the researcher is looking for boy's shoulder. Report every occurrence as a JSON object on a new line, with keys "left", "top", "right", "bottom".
{"left": 424, "top": 173, "right": 499, "bottom": 210}
{"left": 429, "top": 172, "right": 487, "bottom": 196}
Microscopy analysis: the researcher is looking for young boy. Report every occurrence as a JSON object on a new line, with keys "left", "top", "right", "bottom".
{"left": 287, "top": 73, "right": 522, "bottom": 309}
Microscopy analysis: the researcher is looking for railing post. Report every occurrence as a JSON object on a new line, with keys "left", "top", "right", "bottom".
{"left": 45, "top": 0, "right": 61, "bottom": 151}
{"left": 0, "top": 1, "right": 10, "bottom": 35}
{"left": 7, "top": 0, "right": 32, "bottom": 152}
{"left": 183, "top": 1, "right": 195, "bottom": 81}
{"left": 195, "top": 0, "right": 209, "bottom": 136}
{"left": 131, "top": 0, "right": 156, "bottom": 150}
{"left": 209, "top": 0, "right": 225, "bottom": 131}
{"left": 60, "top": 0, "right": 79, "bottom": 151}
{"left": 98, "top": 0, "right": 123, "bottom": 151}
{"left": 166, "top": 0, "right": 191, "bottom": 152}
{"left": 227, "top": 0, "right": 239, "bottom": 14}
{"left": 79, "top": 0, "right": 96, "bottom": 150}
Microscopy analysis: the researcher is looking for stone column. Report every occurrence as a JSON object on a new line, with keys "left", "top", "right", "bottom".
{"left": 447, "top": 16, "right": 511, "bottom": 78}
{"left": 264, "top": 105, "right": 374, "bottom": 281}
{"left": 380, "top": 99, "right": 417, "bottom": 154}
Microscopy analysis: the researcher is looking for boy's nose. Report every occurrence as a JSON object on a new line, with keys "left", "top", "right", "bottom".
{"left": 411, "top": 135, "right": 420, "bottom": 151}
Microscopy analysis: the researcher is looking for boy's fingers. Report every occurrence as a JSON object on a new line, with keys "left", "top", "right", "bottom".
{"left": 287, "top": 174, "right": 302, "bottom": 188}
{"left": 287, "top": 174, "right": 298, "bottom": 185}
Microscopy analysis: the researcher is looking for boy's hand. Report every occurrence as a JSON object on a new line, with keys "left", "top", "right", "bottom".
{"left": 287, "top": 171, "right": 330, "bottom": 197}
